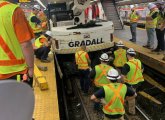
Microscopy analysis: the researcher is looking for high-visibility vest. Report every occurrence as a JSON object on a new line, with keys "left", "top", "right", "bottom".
{"left": 146, "top": 9, "right": 158, "bottom": 28}
{"left": 125, "top": 59, "right": 144, "bottom": 85}
{"left": 29, "top": 12, "right": 42, "bottom": 33}
{"left": 94, "top": 64, "right": 112, "bottom": 87}
{"left": 103, "top": 83, "right": 127, "bottom": 115}
{"left": 34, "top": 35, "right": 47, "bottom": 48}
{"left": 156, "top": 12, "right": 164, "bottom": 29}
{"left": 129, "top": 11, "right": 139, "bottom": 23}
{"left": 75, "top": 50, "right": 89, "bottom": 70}
{"left": 0, "top": 1, "right": 27, "bottom": 74}
{"left": 113, "top": 49, "right": 127, "bottom": 67}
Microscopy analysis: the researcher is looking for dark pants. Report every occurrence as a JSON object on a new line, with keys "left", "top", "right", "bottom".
{"left": 155, "top": 28, "right": 165, "bottom": 50}
{"left": 130, "top": 23, "right": 137, "bottom": 41}
{"left": 7, "top": 75, "right": 33, "bottom": 88}
{"left": 34, "top": 32, "right": 42, "bottom": 39}
{"left": 79, "top": 69, "right": 90, "bottom": 93}
{"left": 35, "top": 46, "right": 50, "bottom": 60}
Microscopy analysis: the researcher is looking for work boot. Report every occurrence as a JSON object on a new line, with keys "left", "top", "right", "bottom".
{"left": 37, "top": 66, "right": 48, "bottom": 71}
{"left": 162, "top": 55, "right": 165, "bottom": 61}
{"left": 143, "top": 45, "right": 150, "bottom": 48}
{"left": 41, "top": 59, "right": 51, "bottom": 63}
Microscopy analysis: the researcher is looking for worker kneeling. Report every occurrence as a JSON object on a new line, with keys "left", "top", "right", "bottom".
{"left": 34, "top": 31, "right": 52, "bottom": 63}
{"left": 91, "top": 68, "right": 136, "bottom": 120}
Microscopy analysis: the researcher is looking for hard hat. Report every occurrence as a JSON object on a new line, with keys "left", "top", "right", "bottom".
{"left": 107, "top": 68, "right": 121, "bottom": 81}
{"left": 116, "top": 41, "right": 124, "bottom": 47}
{"left": 33, "top": 5, "right": 41, "bottom": 10}
{"left": 100, "top": 53, "right": 109, "bottom": 62}
{"left": 130, "top": 5, "right": 134, "bottom": 9}
{"left": 148, "top": 3, "right": 157, "bottom": 10}
{"left": 127, "top": 48, "right": 136, "bottom": 55}
{"left": 45, "top": 31, "right": 52, "bottom": 37}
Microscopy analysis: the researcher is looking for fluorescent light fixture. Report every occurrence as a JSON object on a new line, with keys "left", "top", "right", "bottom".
{"left": 35, "top": 0, "right": 46, "bottom": 9}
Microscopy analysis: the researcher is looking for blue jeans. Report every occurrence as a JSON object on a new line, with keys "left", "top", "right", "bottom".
{"left": 146, "top": 28, "right": 155, "bottom": 49}
{"left": 35, "top": 46, "right": 50, "bottom": 60}
{"left": 130, "top": 23, "right": 137, "bottom": 41}
{"left": 79, "top": 69, "right": 90, "bottom": 93}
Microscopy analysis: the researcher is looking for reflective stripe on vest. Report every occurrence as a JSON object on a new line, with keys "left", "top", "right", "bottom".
{"left": 94, "top": 64, "right": 112, "bottom": 87}
{"left": 29, "top": 12, "right": 42, "bottom": 33}
{"left": 103, "top": 83, "right": 127, "bottom": 115}
{"left": 125, "top": 59, "right": 144, "bottom": 85}
{"left": 146, "top": 9, "right": 158, "bottom": 28}
{"left": 113, "top": 49, "right": 127, "bottom": 67}
{"left": 75, "top": 50, "right": 89, "bottom": 70}
{"left": 130, "top": 11, "right": 139, "bottom": 23}
{"left": 34, "top": 35, "right": 47, "bottom": 48}
{"left": 0, "top": 1, "right": 27, "bottom": 74}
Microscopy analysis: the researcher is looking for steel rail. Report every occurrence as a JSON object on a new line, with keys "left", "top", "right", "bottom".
{"left": 136, "top": 105, "right": 151, "bottom": 120}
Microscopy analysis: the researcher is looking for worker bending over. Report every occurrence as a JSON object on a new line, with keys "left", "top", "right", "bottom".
{"left": 29, "top": 5, "right": 42, "bottom": 38}
{"left": 34, "top": 31, "right": 52, "bottom": 63}
{"left": 75, "top": 46, "right": 91, "bottom": 95}
{"left": 0, "top": 0, "right": 34, "bottom": 87}
{"left": 90, "top": 53, "right": 113, "bottom": 110}
{"left": 121, "top": 48, "right": 144, "bottom": 115}
{"left": 113, "top": 41, "right": 127, "bottom": 73}
{"left": 91, "top": 68, "right": 136, "bottom": 120}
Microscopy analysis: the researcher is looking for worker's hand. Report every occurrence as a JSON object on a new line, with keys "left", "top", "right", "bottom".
{"left": 28, "top": 67, "right": 34, "bottom": 78}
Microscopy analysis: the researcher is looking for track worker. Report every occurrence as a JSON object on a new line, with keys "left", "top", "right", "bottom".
{"left": 121, "top": 48, "right": 144, "bottom": 115}
{"left": 0, "top": 0, "right": 34, "bottom": 87}
{"left": 75, "top": 45, "right": 91, "bottom": 95}
{"left": 29, "top": 5, "right": 42, "bottom": 38}
{"left": 152, "top": 0, "right": 165, "bottom": 52}
{"left": 113, "top": 41, "right": 127, "bottom": 73}
{"left": 91, "top": 68, "right": 136, "bottom": 120}
{"left": 143, "top": 3, "right": 159, "bottom": 49}
{"left": 129, "top": 7, "right": 140, "bottom": 42}
{"left": 90, "top": 53, "right": 113, "bottom": 110}
{"left": 34, "top": 31, "right": 52, "bottom": 63}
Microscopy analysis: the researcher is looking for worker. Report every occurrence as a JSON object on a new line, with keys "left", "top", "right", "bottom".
{"left": 91, "top": 68, "right": 136, "bottom": 120}
{"left": 121, "top": 48, "right": 144, "bottom": 115}
{"left": 75, "top": 45, "right": 91, "bottom": 95}
{"left": 129, "top": 7, "right": 140, "bottom": 42}
{"left": 0, "top": 0, "right": 34, "bottom": 87}
{"left": 90, "top": 53, "right": 113, "bottom": 111}
{"left": 143, "top": 3, "right": 159, "bottom": 49}
{"left": 34, "top": 31, "right": 52, "bottom": 63}
{"left": 152, "top": 0, "right": 165, "bottom": 52}
{"left": 113, "top": 41, "right": 127, "bottom": 73}
{"left": 29, "top": 5, "right": 42, "bottom": 38}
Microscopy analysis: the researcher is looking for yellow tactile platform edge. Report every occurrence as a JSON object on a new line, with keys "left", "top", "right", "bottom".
{"left": 33, "top": 54, "right": 59, "bottom": 120}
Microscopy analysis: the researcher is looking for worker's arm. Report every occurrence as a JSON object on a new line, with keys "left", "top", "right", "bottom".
{"left": 21, "top": 41, "right": 34, "bottom": 77}
{"left": 160, "top": 20, "right": 165, "bottom": 31}
{"left": 91, "top": 88, "right": 105, "bottom": 102}
{"left": 146, "top": 11, "right": 158, "bottom": 20}
{"left": 86, "top": 53, "right": 91, "bottom": 67}
{"left": 125, "top": 86, "right": 137, "bottom": 100}
{"left": 121, "top": 63, "right": 130, "bottom": 83}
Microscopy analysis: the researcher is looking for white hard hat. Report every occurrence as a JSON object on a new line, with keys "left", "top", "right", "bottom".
{"left": 33, "top": 5, "right": 41, "bottom": 10}
{"left": 130, "top": 5, "right": 135, "bottom": 9}
{"left": 148, "top": 3, "right": 157, "bottom": 9}
{"left": 100, "top": 53, "right": 109, "bottom": 62}
{"left": 45, "top": 31, "right": 52, "bottom": 37}
{"left": 116, "top": 41, "right": 124, "bottom": 47}
{"left": 127, "top": 48, "right": 136, "bottom": 55}
{"left": 107, "top": 69, "right": 121, "bottom": 81}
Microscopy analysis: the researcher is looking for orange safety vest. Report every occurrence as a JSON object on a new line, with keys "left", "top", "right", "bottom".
{"left": 94, "top": 64, "right": 112, "bottom": 87}
{"left": 103, "top": 83, "right": 127, "bottom": 115}
{"left": 75, "top": 50, "right": 89, "bottom": 70}
{"left": 125, "top": 59, "right": 144, "bottom": 85}
{"left": 0, "top": 1, "right": 27, "bottom": 74}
